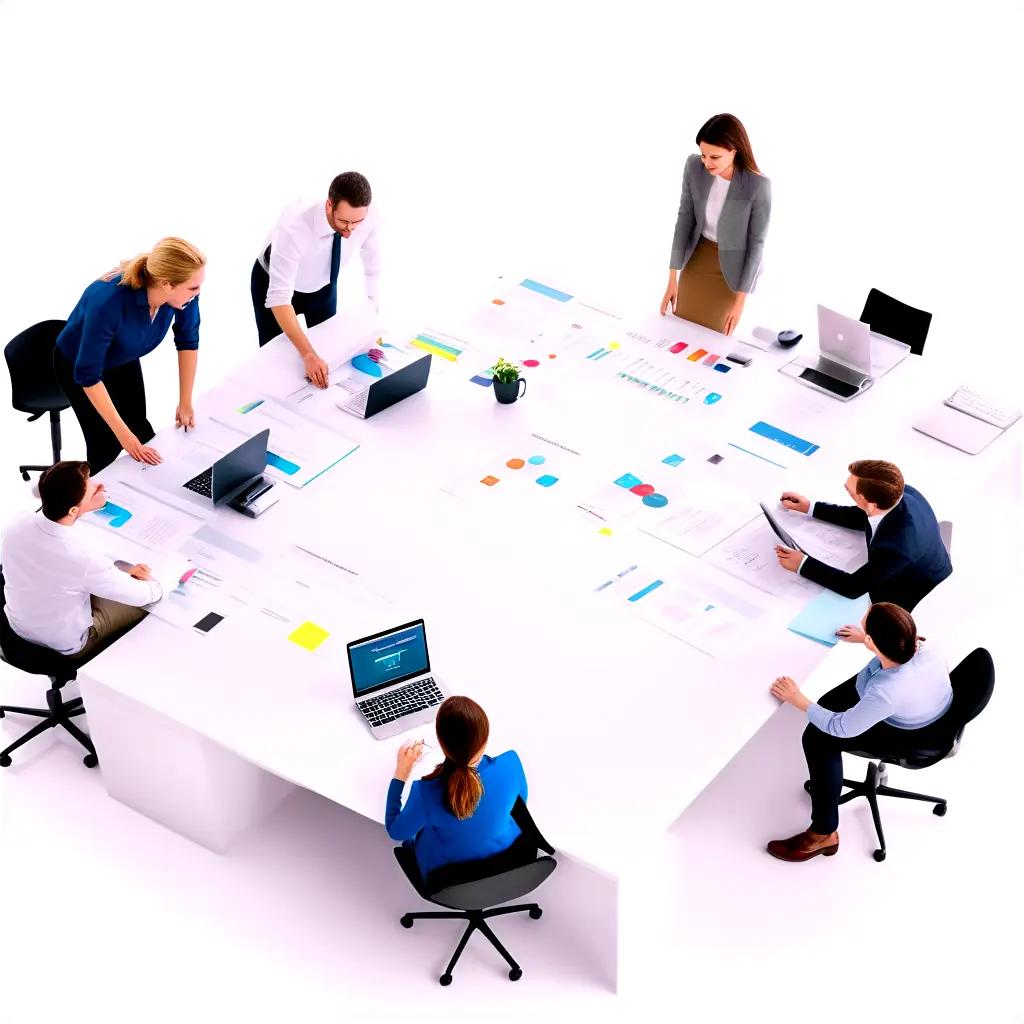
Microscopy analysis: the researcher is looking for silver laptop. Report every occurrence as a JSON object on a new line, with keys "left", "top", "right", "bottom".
{"left": 347, "top": 619, "right": 449, "bottom": 739}
{"left": 795, "top": 305, "right": 875, "bottom": 401}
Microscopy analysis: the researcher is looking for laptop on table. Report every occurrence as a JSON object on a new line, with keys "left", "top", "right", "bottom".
{"left": 180, "top": 428, "right": 278, "bottom": 517}
{"left": 795, "top": 305, "right": 875, "bottom": 401}
{"left": 337, "top": 353, "right": 432, "bottom": 419}
{"left": 347, "top": 618, "right": 449, "bottom": 739}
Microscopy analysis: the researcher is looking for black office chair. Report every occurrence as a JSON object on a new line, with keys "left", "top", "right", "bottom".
{"left": 859, "top": 288, "right": 932, "bottom": 356}
{"left": 394, "top": 797, "right": 557, "bottom": 985}
{"left": 0, "top": 569, "right": 97, "bottom": 768}
{"left": 809, "top": 647, "right": 994, "bottom": 862}
{"left": 4, "top": 319, "right": 70, "bottom": 480}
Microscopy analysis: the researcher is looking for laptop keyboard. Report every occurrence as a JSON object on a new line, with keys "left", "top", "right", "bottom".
{"left": 183, "top": 467, "right": 213, "bottom": 497}
{"left": 344, "top": 388, "right": 370, "bottom": 416}
{"left": 358, "top": 677, "right": 443, "bottom": 728}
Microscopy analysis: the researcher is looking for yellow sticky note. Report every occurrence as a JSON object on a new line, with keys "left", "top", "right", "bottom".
{"left": 599, "top": 527, "right": 614, "bottom": 536}
{"left": 288, "top": 621, "right": 330, "bottom": 652}
{"left": 608, "top": 341, "right": 621, "bottom": 350}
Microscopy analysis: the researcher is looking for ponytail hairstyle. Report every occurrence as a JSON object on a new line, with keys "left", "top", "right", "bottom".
{"left": 864, "top": 602, "right": 918, "bottom": 665}
{"left": 695, "top": 113, "right": 760, "bottom": 174}
{"left": 109, "top": 236, "right": 206, "bottom": 290}
{"left": 423, "top": 696, "right": 489, "bottom": 820}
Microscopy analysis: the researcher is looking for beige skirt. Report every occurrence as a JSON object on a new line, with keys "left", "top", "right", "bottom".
{"left": 674, "top": 236, "right": 735, "bottom": 332}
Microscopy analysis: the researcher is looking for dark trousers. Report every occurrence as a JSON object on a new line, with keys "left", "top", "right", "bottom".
{"left": 250, "top": 260, "right": 338, "bottom": 347}
{"left": 803, "top": 676, "right": 949, "bottom": 834}
{"left": 53, "top": 349, "right": 154, "bottom": 473}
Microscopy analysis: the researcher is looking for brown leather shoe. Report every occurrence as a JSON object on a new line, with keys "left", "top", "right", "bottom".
{"left": 766, "top": 829, "right": 840, "bottom": 862}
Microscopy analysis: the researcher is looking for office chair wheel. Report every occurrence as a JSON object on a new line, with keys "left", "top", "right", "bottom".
{"left": 21, "top": 471, "right": 30, "bottom": 481}
{"left": 439, "top": 974, "right": 453, "bottom": 986}
{"left": 83, "top": 753, "right": 99, "bottom": 769}
{"left": 873, "top": 849, "right": 886, "bottom": 862}
{"left": 529, "top": 908, "right": 542, "bottom": 920}
{"left": 0, "top": 755, "right": 11, "bottom": 768}
{"left": 933, "top": 802, "right": 947, "bottom": 816}
{"left": 508, "top": 968, "right": 522, "bottom": 982}
{"left": 400, "top": 915, "right": 414, "bottom": 928}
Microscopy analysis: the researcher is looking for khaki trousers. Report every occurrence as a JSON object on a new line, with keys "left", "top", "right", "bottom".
{"left": 70, "top": 596, "right": 147, "bottom": 664}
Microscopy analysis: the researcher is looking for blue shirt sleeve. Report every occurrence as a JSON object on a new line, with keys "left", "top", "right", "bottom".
{"left": 807, "top": 681, "right": 895, "bottom": 739}
{"left": 73, "top": 291, "right": 123, "bottom": 387}
{"left": 385, "top": 778, "right": 427, "bottom": 841}
{"left": 172, "top": 298, "right": 200, "bottom": 350}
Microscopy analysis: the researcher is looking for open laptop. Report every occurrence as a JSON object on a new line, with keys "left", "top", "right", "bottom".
{"left": 337, "top": 353, "right": 432, "bottom": 419}
{"left": 795, "top": 306, "right": 874, "bottom": 401}
{"left": 347, "top": 619, "right": 448, "bottom": 739}
{"left": 180, "top": 428, "right": 278, "bottom": 516}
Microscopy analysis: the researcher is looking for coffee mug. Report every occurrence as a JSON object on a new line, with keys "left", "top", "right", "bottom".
{"left": 493, "top": 377, "right": 527, "bottom": 404}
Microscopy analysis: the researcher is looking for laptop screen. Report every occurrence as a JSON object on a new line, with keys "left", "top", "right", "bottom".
{"left": 817, "top": 305, "right": 872, "bottom": 375}
{"left": 348, "top": 619, "right": 431, "bottom": 697}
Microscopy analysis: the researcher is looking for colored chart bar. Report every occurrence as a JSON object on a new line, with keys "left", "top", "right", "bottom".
{"left": 520, "top": 279, "right": 573, "bottom": 302}
{"left": 627, "top": 580, "right": 664, "bottom": 602}
{"left": 687, "top": 348, "right": 708, "bottom": 362}
{"left": 749, "top": 421, "right": 820, "bottom": 456}
{"left": 236, "top": 400, "right": 264, "bottom": 414}
{"left": 266, "top": 451, "right": 301, "bottom": 476}
{"left": 410, "top": 334, "right": 462, "bottom": 361}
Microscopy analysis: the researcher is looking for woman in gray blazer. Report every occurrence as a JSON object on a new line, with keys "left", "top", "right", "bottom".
{"left": 660, "top": 114, "right": 771, "bottom": 335}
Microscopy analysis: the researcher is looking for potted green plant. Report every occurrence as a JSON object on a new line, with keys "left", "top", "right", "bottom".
{"left": 491, "top": 357, "right": 526, "bottom": 404}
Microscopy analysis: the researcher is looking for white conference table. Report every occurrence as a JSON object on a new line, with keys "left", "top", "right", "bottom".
{"left": 76, "top": 285, "right": 1020, "bottom": 991}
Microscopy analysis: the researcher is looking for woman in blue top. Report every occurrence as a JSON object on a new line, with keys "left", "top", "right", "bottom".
{"left": 767, "top": 602, "right": 953, "bottom": 862}
{"left": 386, "top": 696, "right": 529, "bottom": 885}
{"left": 53, "top": 237, "right": 206, "bottom": 473}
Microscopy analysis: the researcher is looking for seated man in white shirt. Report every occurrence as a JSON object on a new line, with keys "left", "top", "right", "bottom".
{"left": 251, "top": 170, "right": 381, "bottom": 388}
{"left": 0, "top": 462, "right": 165, "bottom": 663}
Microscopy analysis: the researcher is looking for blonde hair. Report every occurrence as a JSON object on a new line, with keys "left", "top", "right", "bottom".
{"left": 111, "top": 237, "right": 206, "bottom": 289}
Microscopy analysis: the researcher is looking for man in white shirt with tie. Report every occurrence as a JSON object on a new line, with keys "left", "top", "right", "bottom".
{"left": 1, "top": 462, "right": 166, "bottom": 662}
{"left": 251, "top": 171, "right": 381, "bottom": 388}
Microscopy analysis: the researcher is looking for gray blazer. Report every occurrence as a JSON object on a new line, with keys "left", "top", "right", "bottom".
{"left": 670, "top": 153, "right": 772, "bottom": 293}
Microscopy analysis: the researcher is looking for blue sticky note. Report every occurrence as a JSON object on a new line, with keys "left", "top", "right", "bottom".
{"left": 662, "top": 454, "right": 685, "bottom": 467}
{"left": 614, "top": 473, "right": 643, "bottom": 489}
{"left": 713, "top": 363, "right": 731, "bottom": 373}
{"left": 535, "top": 474, "right": 559, "bottom": 487}
{"left": 788, "top": 592, "right": 871, "bottom": 647}
{"left": 704, "top": 392, "right": 722, "bottom": 405}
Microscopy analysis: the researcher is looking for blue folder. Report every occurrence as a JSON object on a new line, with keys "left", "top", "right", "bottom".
{"left": 787, "top": 591, "right": 871, "bottom": 647}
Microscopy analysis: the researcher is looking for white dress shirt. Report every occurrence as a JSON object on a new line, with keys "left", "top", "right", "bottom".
{"left": 1, "top": 513, "right": 163, "bottom": 655}
{"left": 701, "top": 174, "right": 731, "bottom": 243}
{"left": 259, "top": 200, "right": 381, "bottom": 309}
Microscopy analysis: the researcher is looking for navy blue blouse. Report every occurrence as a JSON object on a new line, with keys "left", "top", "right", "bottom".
{"left": 56, "top": 275, "right": 200, "bottom": 387}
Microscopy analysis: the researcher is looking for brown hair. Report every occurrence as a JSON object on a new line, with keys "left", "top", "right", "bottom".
{"left": 423, "top": 696, "right": 489, "bottom": 820}
{"left": 849, "top": 460, "right": 905, "bottom": 509}
{"left": 696, "top": 113, "right": 760, "bottom": 173}
{"left": 113, "top": 236, "right": 206, "bottom": 290}
{"left": 38, "top": 461, "right": 91, "bottom": 521}
{"left": 328, "top": 171, "right": 372, "bottom": 209}
{"left": 865, "top": 602, "right": 918, "bottom": 664}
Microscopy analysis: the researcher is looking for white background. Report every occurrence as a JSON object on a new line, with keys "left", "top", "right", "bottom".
{"left": 1, "top": 2, "right": 1022, "bottom": 1022}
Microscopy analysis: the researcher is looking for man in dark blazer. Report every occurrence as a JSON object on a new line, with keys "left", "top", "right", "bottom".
{"left": 774, "top": 459, "right": 952, "bottom": 613}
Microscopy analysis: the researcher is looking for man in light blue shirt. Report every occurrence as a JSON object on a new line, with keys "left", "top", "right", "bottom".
{"left": 766, "top": 602, "right": 953, "bottom": 862}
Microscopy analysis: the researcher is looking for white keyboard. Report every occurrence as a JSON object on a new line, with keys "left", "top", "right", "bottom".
{"left": 944, "top": 387, "right": 1021, "bottom": 429}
